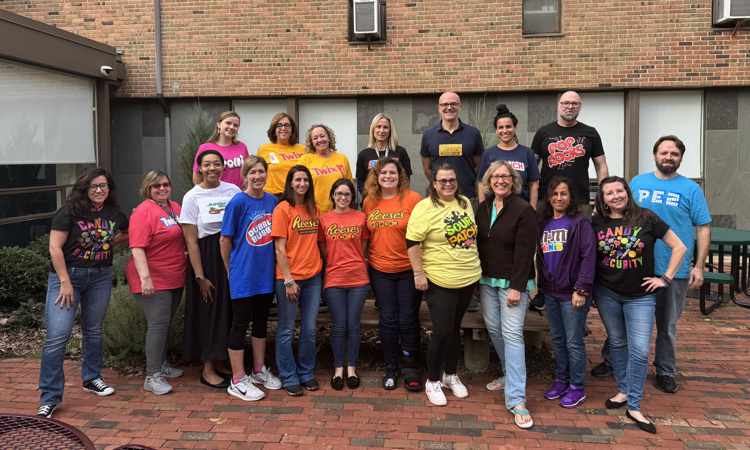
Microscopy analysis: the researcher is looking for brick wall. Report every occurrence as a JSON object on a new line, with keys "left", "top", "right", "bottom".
{"left": 4, "top": 1, "right": 750, "bottom": 97}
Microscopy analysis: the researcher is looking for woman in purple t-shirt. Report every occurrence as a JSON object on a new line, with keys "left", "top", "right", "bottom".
{"left": 192, "top": 111, "right": 250, "bottom": 188}
{"left": 536, "top": 176, "right": 596, "bottom": 409}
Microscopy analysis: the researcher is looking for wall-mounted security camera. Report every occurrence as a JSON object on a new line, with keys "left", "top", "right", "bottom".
{"left": 100, "top": 65, "right": 113, "bottom": 76}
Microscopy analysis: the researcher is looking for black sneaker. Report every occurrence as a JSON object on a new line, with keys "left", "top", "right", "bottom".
{"left": 285, "top": 384, "right": 304, "bottom": 396}
{"left": 37, "top": 403, "right": 57, "bottom": 418}
{"left": 655, "top": 374, "right": 679, "bottom": 393}
{"left": 530, "top": 294, "right": 546, "bottom": 311}
{"left": 590, "top": 361, "right": 613, "bottom": 378}
{"left": 301, "top": 379, "right": 320, "bottom": 391}
{"left": 82, "top": 377, "right": 115, "bottom": 396}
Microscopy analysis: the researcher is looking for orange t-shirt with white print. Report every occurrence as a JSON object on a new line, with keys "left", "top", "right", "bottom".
{"left": 319, "top": 209, "right": 369, "bottom": 289}
{"left": 364, "top": 189, "right": 422, "bottom": 273}
{"left": 271, "top": 201, "right": 322, "bottom": 280}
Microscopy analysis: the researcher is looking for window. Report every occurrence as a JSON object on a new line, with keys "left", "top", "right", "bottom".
{"left": 523, "top": 0, "right": 561, "bottom": 35}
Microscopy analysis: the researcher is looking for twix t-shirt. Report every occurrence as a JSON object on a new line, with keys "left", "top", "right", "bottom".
{"left": 271, "top": 201, "right": 322, "bottom": 280}
{"left": 364, "top": 190, "right": 422, "bottom": 273}
{"left": 319, "top": 209, "right": 369, "bottom": 289}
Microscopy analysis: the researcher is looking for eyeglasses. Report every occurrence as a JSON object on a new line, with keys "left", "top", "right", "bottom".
{"left": 150, "top": 182, "right": 171, "bottom": 189}
{"left": 276, "top": 123, "right": 292, "bottom": 129}
{"left": 333, "top": 192, "right": 352, "bottom": 197}
{"left": 89, "top": 183, "right": 109, "bottom": 192}
{"left": 439, "top": 102, "right": 460, "bottom": 109}
{"left": 559, "top": 101, "right": 581, "bottom": 108}
{"left": 435, "top": 178, "right": 457, "bottom": 185}
{"left": 490, "top": 174, "right": 513, "bottom": 181}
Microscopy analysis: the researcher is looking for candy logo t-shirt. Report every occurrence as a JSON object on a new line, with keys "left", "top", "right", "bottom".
{"left": 256, "top": 143, "right": 306, "bottom": 195}
{"left": 179, "top": 182, "right": 241, "bottom": 238}
{"left": 271, "top": 201, "right": 322, "bottom": 280}
{"left": 364, "top": 190, "right": 422, "bottom": 273}
{"left": 50, "top": 205, "right": 128, "bottom": 269}
{"left": 319, "top": 209, "right": 369, "bottom": 288}
{"left": 193, "top": 142, "right": 250, "bottom": 189}
{"left": 299, "top": 152, "right": 353, "bottom": 213}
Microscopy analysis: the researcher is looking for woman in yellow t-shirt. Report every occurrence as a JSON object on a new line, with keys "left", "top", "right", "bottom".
{"left": 256, "top": 113, "right": 306, "bottom": 197}
{"left": 299, "top": 124, "right": 352, "bottom": 213}
{"left": 406, "top": 163, "right": 481, "bottom": 407}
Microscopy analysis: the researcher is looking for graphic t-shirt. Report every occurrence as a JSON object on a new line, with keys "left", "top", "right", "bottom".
{"left": 221, "top": 192, "right": 277, "bottom": 299}
{"left": 420, "top": 120, "right": 484, "bottom": 198}
{"left": 299, "top": 152, "right": 353, "bottom": 213}
{"left": 355, "top": 146, "right": 413, "bottom": 195}
{"left": 179, "top": 181, "right": 241, "bottom": 239}
{"left": 477, "top": 144, "right": 540, "bottom": 201}
{"left": 271, "top": 201, "right": 322, "bottom": 280}
{"left": 531, "top": 122, "right": 605, "bottom": 204}
{"left": 364, "top": 190, "right": 422, "bottom": 273}
{"left": 256, "top": 143, "right": 306, "bottom": 195}
{"left": 50, "top": 205, "right": 128, "bottom": 269}
{"left": 193, "top": 142, "right": 250, "bottom": 189}
{"left": 540, "top": 215, "right": 574, "bottom": 278}
{"left": 319, "top": 209, "right": 369, "bottom": 289}
{"left": 592, "top": 211, "right": 669, "bottom": 297}
{"left": 126, "top": 200, "right": 185, "bottom": 294}
{"left": 406, "top": 196, "right": 481, "bottom": 289}
{"left": 631, "top": 172, "right": 710, "bottom": 279}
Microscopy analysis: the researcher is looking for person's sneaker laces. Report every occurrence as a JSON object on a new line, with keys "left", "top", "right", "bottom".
{"left": 486, "top": 376, "right": 505, "bottom": 391}
{"left": 425, "top": 380, "right": 447, "bottom": 406}
{"left": 559, "top": 386, "right": 586, "bottom": 408}
{"left": 441, "top": 373, "right": 468, "bottom": 398}
{"left": 655, "top": 374, "right": 679, "bottom": 393}
{"left": 227, "top": 375, "right": 265, "bottom": 401}
{"left": 544, "top": 380, "right": 569, "bottom": 400}
{"left": 160, "top": 361, "right": 184, "bottom": 379}
{"left": 590, "top": 361, "right": 613, "bottom": 378}
{"left": 250, "top": 366, "right": 282, "bottom": 390}
{"left": 144, "top": 372, "right": 173, "bottom": 395}
{"left": 36, "top": 403, "right": 57, "bottom": 419}
{"left": 82, "top": 378, "right": 115, "bottom": 396}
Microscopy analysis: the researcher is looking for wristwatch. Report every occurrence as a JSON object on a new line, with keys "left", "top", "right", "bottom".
{"left": 574, "top": 289, "right": 589, "bottom": 298}
{"left": 284, "top": 279, "right": 295, "bottom": 287}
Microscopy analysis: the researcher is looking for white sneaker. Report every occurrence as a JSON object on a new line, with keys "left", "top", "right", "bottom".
{"left": 144, "top": 372, "right": 173, "bottom": 395}
{"left": 228, "top": 375, "right": 265, "bottom": 401}
{"left": 441, "top": 373, "right": 469, "bottom": 398}
{"left": 249, "top": 366, "right": 282, "bottom": 390}
{"left": 486, "top": 376, "right": 505, "bottom": 392}
{"left": 160, "top": 361, "right": 184, "bottom": 379}
{"left": 425, "top": 380, "right": 447, "bottom": 406}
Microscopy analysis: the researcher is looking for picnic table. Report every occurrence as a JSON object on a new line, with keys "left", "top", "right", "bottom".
{"left": 705, "top": 226, "right": 750, "bottom": 310}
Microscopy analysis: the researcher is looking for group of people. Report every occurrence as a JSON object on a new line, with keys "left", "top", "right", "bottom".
{"left": 35, "top": 91, "right": 711, "bottom": 436}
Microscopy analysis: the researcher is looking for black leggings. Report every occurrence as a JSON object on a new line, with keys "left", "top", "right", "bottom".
{"left": 425, "top": 281, "right": 476, "bottom": 381}
{"left": 227, "top": 293, "right": 273, "bottom": 350}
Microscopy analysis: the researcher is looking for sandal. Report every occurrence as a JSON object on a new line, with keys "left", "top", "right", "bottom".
{"left": 509, "top": 405, "right": 534, "bottom": 429}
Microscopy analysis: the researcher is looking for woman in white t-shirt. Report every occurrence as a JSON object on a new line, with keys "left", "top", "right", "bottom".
{"left": 180, "top": 149, "right": 241, "bottom": 388}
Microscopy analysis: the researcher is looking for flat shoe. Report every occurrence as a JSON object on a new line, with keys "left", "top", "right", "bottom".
{"left": 605, "top": 398, "right": 627, "bottom": 409}
{"left": 626, "top": 410, "right": 657, "bottom": 434}
{"left": 346, "top": 375, "right": 360, "bottom": 389}
{"left": 200, "top": 374, "right": 229, "bottom": 389}
{"left": 330, "top": 376, "right": 344, "bottom": 391}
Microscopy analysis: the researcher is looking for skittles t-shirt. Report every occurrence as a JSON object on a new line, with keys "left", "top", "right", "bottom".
{"left": 592, "top": 211, "right": 669, "bottom": 297}
{"left": 50, "top": 205, "right": 128, "bottom": 269}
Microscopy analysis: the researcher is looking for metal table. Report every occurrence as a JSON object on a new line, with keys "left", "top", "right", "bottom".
{"left": 0, "top": 414, "right": 95, "bottom": 450}
{"left": 709, "top": 227, "right": 750, "bottom": 307}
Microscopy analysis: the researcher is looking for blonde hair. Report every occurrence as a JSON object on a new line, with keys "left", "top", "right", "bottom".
{"left": 140, "top": 170, "right": 171, "bottom": 199}
{"left": 208, "top": 111, "right": 240, "bottom": 144}
{"left": 241, "top": 155, "right": 268, "bottom": 179}
{"left": 367, "top": 113, "right": 399, "bottom": 150}
{"left": 304, "top": 124, "right": 337, "bottom": 153}
{"left": 481, "top": 160, "right": 522, "bottom": 196}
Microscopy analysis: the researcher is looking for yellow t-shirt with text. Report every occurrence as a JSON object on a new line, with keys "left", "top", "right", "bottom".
{"left": 256, "top": 143, "right": 306, "bottom": 195}
{"left": 299, "top": 151, "right": 353, "bottom": 213}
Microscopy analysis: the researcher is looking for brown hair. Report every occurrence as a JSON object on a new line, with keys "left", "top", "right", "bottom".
{"left": 267, "top": 112, "right": 298, "bottom": 145}
{"left": 304, "top": 124, "right": 337, "bottom": 153}
{"left": 364, "top": 157, "right": 410, "bottom": 201}
{"left": 595, "top": 176, "right": 645, "bottom": 225}
{"left": 429, "top": 163, "right": 468, "bottom": 209}
{"left": 207, "top": 111, "right": 240, "bottom": 144}
{"left": 140, "top": 170, "right": 171, "bottom": 199}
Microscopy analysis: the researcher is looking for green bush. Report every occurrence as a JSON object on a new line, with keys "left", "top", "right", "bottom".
{"left": 26, "top": 234, "right": 51, "bottom": 261}
{"left": 8, "top": 298, "right": 44, "bottom": 330}
{"left": 178, "top": 107, "right": 215, "bottom": 193}
{"left": 0, "top": 246, "right": 50, "bottom": 307}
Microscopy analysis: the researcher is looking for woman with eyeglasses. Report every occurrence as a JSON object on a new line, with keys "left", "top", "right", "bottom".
{"left": 406, "top": 163, "right": 481, "bottom": 407}
{"left": 192, "top": 111, "right": 250, "bottom": 188}
{"left": 319, "top": 179, "right": 369, "bottom": 390}
{"left": 356, "top": 113, "right": 412, "bottom": 200}
{"left": 126, "top": 171, "right": 186, "bottom": 396}
{"left": 37, "top": 168, "right": 128, "bottom": 419}
{"left": 476, "top": 160, "right": 538, "bottom": 430}
{"left": 299, "top": 124, "right": 353, "bottom": 213}
{"left": 181, "top": 150, "right": 241, "bottom": 389}
{"left": 257, "top": 113, "right": 306, "bottom": 197}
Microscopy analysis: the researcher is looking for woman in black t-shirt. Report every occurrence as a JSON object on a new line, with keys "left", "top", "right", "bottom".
{"left": 592, "top": 176, "right": 685, "bottom": 434}
{"left": 356, "top": 113, "right": 412, "bottom": 201}
{"left": 37, "top": 168, "right": 128, "bottom": 419}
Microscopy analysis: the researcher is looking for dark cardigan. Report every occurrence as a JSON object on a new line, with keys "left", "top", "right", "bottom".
{"left": 475, "top": 194, "right": 538, "bottom": 291}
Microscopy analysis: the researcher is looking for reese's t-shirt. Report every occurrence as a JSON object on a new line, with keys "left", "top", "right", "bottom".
{"left": 270, "top": 201, "right": 322, "bottom": 280}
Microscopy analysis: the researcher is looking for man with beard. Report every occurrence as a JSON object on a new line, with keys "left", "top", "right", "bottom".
{"left": 630, "top": 135, "right": 711, "bottom": 393}
{"left": 531, "top": 91, "right": 609, "bottom": 215}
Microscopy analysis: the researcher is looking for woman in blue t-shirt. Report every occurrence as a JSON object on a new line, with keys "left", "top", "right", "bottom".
{"left": 219, "top": 155, "right": 282, "bottom": 402}
{"left": 477, "top": 104, "right": 540, "bottom": 208}
{"left": 536, "top": 176, "right": 596, "bottom": 409}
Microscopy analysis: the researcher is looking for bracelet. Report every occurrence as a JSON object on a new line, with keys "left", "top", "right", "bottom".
{"left": 660, "top": 275, "right": 673, "bottom": 286}
{"left": 284, "top": 279, "right": 295, "bottom": 287}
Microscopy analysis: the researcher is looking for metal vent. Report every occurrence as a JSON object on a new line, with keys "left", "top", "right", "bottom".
{"left": 353, "top": 0, "right": 378, "bottom": 34}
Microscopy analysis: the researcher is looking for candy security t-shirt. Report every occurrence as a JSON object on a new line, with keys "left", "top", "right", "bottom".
{"left": 50, "top": 204, "right": 128, "bottom": 269}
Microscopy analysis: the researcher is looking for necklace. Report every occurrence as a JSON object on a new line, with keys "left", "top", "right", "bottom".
{"left": 153, "top": 200, "right": 177, "bottom": 221}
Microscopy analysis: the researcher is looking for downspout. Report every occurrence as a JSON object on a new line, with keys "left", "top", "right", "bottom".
{"left": 154, "top": 0, "right": 172, "bottom": 177}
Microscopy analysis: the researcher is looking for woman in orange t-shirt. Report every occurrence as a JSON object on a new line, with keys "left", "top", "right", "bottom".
{"left": 271, "top": 165, "right": 323, "bottom": 396}
{"left": 319, "top": 179, "right": 369, "bottom": 391}
{"left": 363, "top": 157, "right": 423, "bottom": 391}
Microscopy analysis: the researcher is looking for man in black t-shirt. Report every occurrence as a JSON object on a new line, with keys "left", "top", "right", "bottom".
{"left": 531, "top": 91, "right": 609, "bottom": 209}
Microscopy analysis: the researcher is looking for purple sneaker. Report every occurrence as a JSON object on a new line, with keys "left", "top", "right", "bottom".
{"left": 544, "top": 380, "right": 569, "bottom": 400}
{"left": 559, "top": 386, "right": 586, "bottom": 408}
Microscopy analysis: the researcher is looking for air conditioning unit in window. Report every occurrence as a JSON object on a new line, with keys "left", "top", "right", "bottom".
{"left": 714, "top": 0, "right": 750, "bottom": 25}
{"left": 353, "top": 0, "right": 379, "bottom": 34}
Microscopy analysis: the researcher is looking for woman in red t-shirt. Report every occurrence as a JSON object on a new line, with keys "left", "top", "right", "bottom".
{"left": 319, "top": 179, "right": 369, "bottom": 390}
{"left": 126, "top": 170, "right": 186, "bottom": 395}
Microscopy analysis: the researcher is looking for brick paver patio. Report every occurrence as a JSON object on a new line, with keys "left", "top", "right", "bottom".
{"left": 1, "top": 298, "right": 749, "bottom": 449}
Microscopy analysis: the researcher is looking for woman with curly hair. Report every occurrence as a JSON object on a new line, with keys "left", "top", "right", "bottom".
{"left": 299, "top": 124, "right": 352, "bottom": 213}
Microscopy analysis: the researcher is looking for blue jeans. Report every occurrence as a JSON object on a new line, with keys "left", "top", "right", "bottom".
{"left": 275, "top": 273, "right": 322, "bottom": 387}
{"left": 654, "top": 279, "right": 688, "bottom": 377}
{"left": 543, "top": 293, "right": 591, "bottom": 387}
{"left": 325, "top": 285, "right": 368, "bottom": 368}
{"left": 39, "top": 267, "right": 113, "bottom": 405}
{"left": 480, "top": 284, "right": 528, "bottom": 410}
{"left": 594, "top": 285, "right": 655, "bottom": 411}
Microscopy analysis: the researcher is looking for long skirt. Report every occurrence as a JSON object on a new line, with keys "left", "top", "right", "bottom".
{"left": 183, "top": 233, "right": 232, "bottom": 363}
